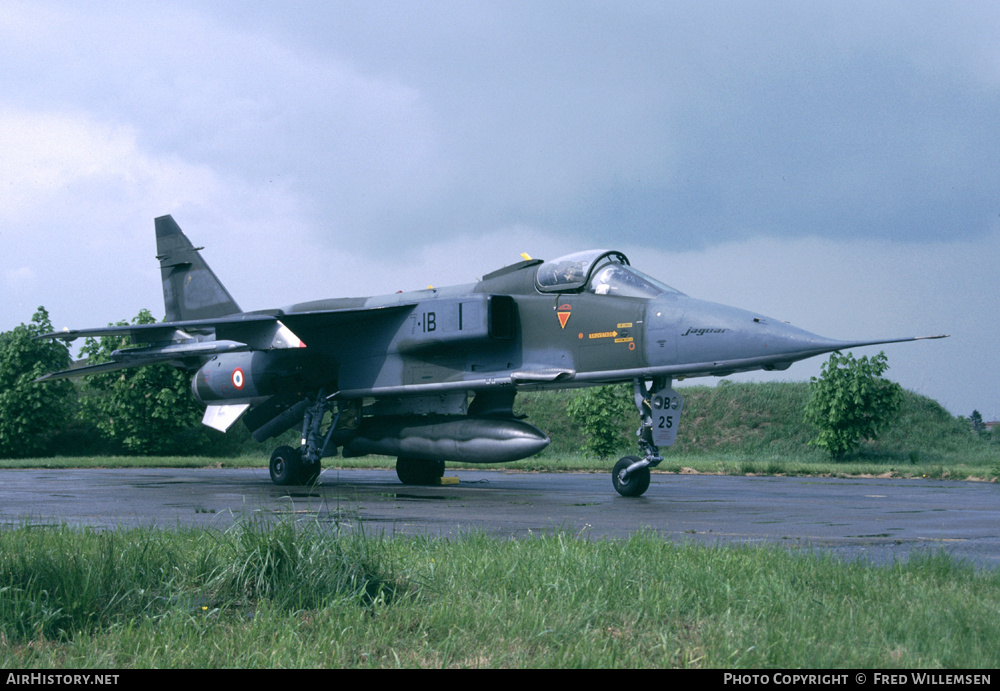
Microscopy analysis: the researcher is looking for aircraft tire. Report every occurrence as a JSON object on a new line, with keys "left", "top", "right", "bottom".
{"left": 612, "top": 456, "right": 650, "bottom": 497}
{"left": 270, "top": 445, "right": 303, "bottom": 485}
{"left": 298, "top": 459, "right": 321, "bottom": 485}
{"left": 396, "top": 457, "right": 445, "bottom": 485}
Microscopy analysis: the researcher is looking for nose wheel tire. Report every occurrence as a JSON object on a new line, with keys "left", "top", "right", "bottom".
{"left": 612, "top": 456, "right": 651, "bottom": 497}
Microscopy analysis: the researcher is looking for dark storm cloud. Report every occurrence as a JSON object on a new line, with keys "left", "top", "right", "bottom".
{"left": 187, "top": 0, "right": 1000, "bottom": 252}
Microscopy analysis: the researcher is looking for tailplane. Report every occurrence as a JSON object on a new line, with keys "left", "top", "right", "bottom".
{"left": 155, "top": 215, "right": 242, "bottom": 322}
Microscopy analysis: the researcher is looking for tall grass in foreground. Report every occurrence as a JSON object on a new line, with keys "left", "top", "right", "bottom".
{"left": 1, "top": 523, "right": 998, "bottom": 668}
{"left": 0, "top": 520, "right": 398, "bottom": 643}
{"left": 0, "top": 526, "right": 183, "bottom": 641}
{"left": 211, "top": 517, "right": 399, "bottom": 610}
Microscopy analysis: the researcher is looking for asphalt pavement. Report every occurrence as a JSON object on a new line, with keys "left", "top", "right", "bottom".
{"left": 2, "top": 467, "right": 997, "bottom": 568}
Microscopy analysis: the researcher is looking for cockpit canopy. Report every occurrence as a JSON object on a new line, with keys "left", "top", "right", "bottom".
{"left": 535, "top": 249, "right": 681, "bottom": 298}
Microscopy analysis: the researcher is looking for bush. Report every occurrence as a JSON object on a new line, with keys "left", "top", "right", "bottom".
{"left": 566, "top": 384, "right": 634, "bottom": 458}
{"left": 804, "top": 351, "right": 903, "bottom": 459}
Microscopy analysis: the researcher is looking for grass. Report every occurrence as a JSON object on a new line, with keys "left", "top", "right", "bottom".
{"left": 0, "top": 455, "right": 264, "bottom": 470}
{"left": 1, "top": 522, "right": 998, "bottom": 668}
{"left": 0, "top": 519, "right": 398, "bottom": 645}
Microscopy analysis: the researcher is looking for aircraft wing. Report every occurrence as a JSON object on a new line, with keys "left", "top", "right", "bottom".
{"left": 33, "top": 339, "right": 255, "bottom": 381}
{"left": 41, "top": 313, "right": 283, "bottom": 346}
{"left": 35, "top": 304, "right": 416, "bottom": 381}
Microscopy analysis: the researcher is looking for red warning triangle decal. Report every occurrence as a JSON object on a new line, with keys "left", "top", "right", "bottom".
{"left": 557, "top": 304, "right": 572, "bottom": 329}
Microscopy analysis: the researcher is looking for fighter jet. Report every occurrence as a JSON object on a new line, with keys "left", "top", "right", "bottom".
{"left": 38, "top": 216, "right": 946, "bottom": 496}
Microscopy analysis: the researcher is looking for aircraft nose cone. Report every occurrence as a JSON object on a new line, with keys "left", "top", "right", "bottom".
{"left": 755, "top": 317, "right": 840, "bottom": 353}
{"left": 644, "top": 294, "right": 941, "bottom": 377}
{"left": 646, "top": 296, "right": 788, "bottom": 366}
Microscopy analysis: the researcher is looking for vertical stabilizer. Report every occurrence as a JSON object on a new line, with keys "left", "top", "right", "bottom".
{"left": 155, "top": 215, "right": 242, "bottom": 322}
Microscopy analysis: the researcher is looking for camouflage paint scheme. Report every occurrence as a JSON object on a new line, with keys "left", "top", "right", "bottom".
{"left": 39, "top": 216, "right": 945, "bottom": 495}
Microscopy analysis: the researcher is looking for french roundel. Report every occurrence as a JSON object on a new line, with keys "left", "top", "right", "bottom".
{"left": 231, "top": 368, "right": 245, "bottom": 390}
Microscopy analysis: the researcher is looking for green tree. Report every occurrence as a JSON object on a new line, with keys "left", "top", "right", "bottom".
{"left": 566, "top": 384, "right": 634, "bottom": 458}
{"left": 0, "top": 307, "right": 74, "bottom": 457}
{"left": 76, "top": 309, "right": 206, "bottom": 454}
{"left": 968, "top": 410, "right": 986, "bottom": 436}
{"left": 804, "top": 350, "right": 903, "bottom": 458}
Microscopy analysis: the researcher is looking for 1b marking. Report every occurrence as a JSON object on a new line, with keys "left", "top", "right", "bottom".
{"left": 412, "top": 311, "right": 437, "bottom": 334}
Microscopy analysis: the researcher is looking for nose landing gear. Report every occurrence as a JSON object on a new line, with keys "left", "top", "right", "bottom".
{"left": 612, "top": 378, "right": 684, "bottom": 497}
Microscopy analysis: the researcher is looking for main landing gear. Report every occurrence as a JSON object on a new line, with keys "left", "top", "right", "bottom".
{"left": 269, "top": 445, "right": 320, "bottom": 485}
{"left": 269, "top": 390, "right": 341, "bottom": 486}
{"left": 612, "top": 378, "right": 683, "bottom": 497}
{"left": 265, "top": 391, "right": 451, "bottom": 488}
{"left": 395, "top": 457, "right": 446, "bottom": 486}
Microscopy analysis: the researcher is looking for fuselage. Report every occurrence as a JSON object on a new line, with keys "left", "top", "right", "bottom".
{"left": 193, "top": 249, "right": 900, "bottom": 408}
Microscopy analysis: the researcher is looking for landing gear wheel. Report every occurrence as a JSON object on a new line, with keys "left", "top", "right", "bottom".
{"left": 613, "top": 456, "right": 650, "bottom": 497}
{"left": 396, "top": 457, "right": 445, "bottom": 486}
{"left": 298, "top": 459, "right": 321, "bottom": 485}
{"left": 270, "top": 445, "right": 302, "bottom": 485}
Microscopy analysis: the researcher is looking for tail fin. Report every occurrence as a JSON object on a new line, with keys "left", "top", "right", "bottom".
{"left": 155, "top": 215, "right": 242, "bottom": 322}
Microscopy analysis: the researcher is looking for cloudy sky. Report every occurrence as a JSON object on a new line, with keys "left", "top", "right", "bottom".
{"left": 2, "top": 1, "right": 997, "bottom": 419}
